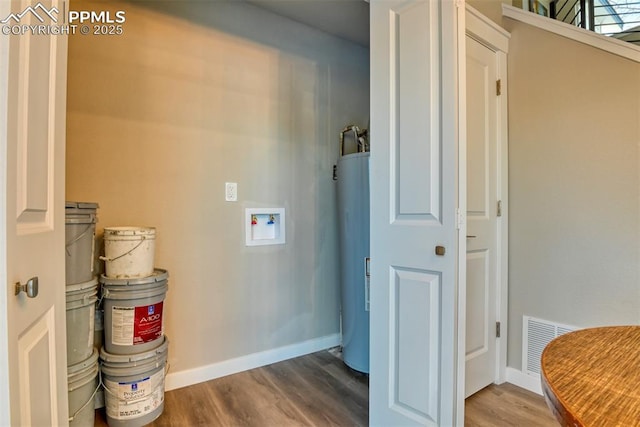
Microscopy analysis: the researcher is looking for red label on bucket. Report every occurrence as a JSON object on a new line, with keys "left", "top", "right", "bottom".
{"left": 133, "top": 302, "right": 163, "bottom": 345}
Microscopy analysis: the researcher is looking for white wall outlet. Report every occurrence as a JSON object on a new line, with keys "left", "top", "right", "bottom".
{"left": 225, "top": 182, "right": 237, "bottom": 202}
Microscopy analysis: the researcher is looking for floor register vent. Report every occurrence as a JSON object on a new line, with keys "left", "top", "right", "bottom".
{"left": 522, "top": 315, "right": 577, "bottom": 376}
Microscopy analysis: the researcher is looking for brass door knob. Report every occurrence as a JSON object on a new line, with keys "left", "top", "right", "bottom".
{"left": 435, "top": 246, "right": 445, "bottom": 256}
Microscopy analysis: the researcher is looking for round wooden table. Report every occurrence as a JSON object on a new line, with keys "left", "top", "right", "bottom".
{"left": 541, "top": 326, "right": 640, "bottom": 427}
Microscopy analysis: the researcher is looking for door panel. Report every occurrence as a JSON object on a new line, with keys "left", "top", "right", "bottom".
{"left": 370, "top": 0, "right": 462, "bottom": 425}
{"left": 17, "top": 9, "right": 54, "bottom": 225}
{"left": 465, "top": 35, "right": 498, "bottom": 398}
{"left": 396, "top": 1, "right": 440, "bottom": 219}
{"left": 18, "top": 309, "right": 57, "bottom": 425}
{"left": 1, "top": 0, "right": 69, "bottom": 424}
{"left": 465, "top": 251, "right": 489, "bottom": 356}
{"left": 391, "top": 268, "right": 440, "bottom": 422}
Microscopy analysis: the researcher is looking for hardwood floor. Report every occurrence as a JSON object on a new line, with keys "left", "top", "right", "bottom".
{"left": 95, "top": 350, "right": 557, "bottom": 426}
{"left": 465, "top": 383, "right": 558, "bottom": 427}
{"left": 96, "top": 350, "right": 368, "bottom": 427}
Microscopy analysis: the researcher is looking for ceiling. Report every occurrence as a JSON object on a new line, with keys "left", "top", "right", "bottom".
{"left": 245, "top": 0, "right": 370, "bottom": 47}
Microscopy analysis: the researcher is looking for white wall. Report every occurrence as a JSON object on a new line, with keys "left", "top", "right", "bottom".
{"left": 66, "top": 0, "right": 369, "bottom": 382}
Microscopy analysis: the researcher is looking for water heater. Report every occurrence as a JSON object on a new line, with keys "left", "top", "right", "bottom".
{"left": 336, "top": 125, "right": 370, "bottom": 374}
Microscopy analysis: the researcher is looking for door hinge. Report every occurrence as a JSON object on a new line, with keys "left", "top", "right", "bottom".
{"left": 497, "top": 200, "right": 502, "bottom": 217}
{"left": 496, "top": 79, "right": 502, "bottom": 96}
{"left": 456, "top": 208, "right": 464, "bottom": 230}
{"left": 496, "top": 321, "right": 501, "bottom": 338}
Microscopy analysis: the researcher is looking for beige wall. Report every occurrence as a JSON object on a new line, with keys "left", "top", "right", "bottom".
{"left": 502, "top": 19, "right": 640, "bottom": 369}
{"left": 467, "top": 0, "right": 514, "bottom": 25}
{"left": 66, "top": 1, "right": 369, "bottom": 374}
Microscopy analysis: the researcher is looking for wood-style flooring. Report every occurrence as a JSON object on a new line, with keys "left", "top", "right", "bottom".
{"left": 95, "top": 350, "right": 557, "bottom": 426}
{"left": 465, "top": 383, "right": 558, "bottom": 427}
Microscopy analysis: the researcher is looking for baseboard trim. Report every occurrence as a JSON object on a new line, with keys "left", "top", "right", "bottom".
{"left": 506, "top": 367, "right": 542, "bottom": 395}
{"left": 165, "top": 333, "right": 341, "bottom": 391}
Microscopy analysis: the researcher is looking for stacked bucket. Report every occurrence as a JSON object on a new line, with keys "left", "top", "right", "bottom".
{"left": 98, "top": 226, "right": 169, "bottom": 427}
{"left": 65, "top": 202, "right": 101, "bottom": 427}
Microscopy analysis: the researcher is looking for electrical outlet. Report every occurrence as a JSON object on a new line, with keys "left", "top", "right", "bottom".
{"left": 225, "top": 182, "right": 237, "bottom": 202}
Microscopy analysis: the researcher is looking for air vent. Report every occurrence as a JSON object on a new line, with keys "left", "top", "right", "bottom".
{"left": 522, "top": 316, "right": 577, "bottom": 376}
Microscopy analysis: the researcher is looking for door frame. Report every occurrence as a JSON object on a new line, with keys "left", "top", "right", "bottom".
{"left": 0, "top": 0, "right": 11, "bottom": 422}
{"left": 465, "top": 5, "right": 510, "bottom": 386}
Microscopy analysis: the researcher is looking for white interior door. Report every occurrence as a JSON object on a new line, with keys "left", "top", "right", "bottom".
{"left": 0, "top": 0, "right": 69, "bottom": 424}
{"left": 464, "top": 35, "right": 498, "bottom": 398}
{"left": 369, "top": 0, "right": 464, "bottom": 425}
{"left": 463, "top": 7, "right": 510, "bottom": 398}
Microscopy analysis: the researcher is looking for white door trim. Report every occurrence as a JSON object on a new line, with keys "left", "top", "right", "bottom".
{"left": 455, "top": 2, "right": 467, "bottom": 424}
{"left": 465, "top": 4, "right": 510, "bottom": 386}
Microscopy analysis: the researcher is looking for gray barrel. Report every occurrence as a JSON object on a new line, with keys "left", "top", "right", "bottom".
{"left": 101, "top": 269, "right": 169, "bottom": 355}
{"left": 337, "top": 152, "right": 370, "bottom": 374}
{"left": 66, "top": 278, "right": 98, "bottom": 366}
{"left": 66, "top": 202, "right": 98, "bottom": 285}
{"left": 100, "top": 337, "right": 169, "bottom": 427}
{"left": 68, "top": 349, "right": 99, "bottom": 427}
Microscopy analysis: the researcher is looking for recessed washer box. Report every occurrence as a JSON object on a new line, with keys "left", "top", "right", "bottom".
{"left": 245, "top": 208, "right": 285, "bottom": 246}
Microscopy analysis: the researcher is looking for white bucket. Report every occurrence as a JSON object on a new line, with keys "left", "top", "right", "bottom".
{"left": 66, "top": 202, "right": 98, "bottom": 285}
{"left": 102, "top": 227, "right": 156, "bottom": 279}
{"left": 100, "top": 337, "right": 169, "bottom": 427}
{"left": 101, "top": 269, "right": 168, "bottom": 355}
{"left": 66, "top": 277, "right": 98, "bottom": 366}
{"left": 68, "top": 348, "right": 99, "bottom": 427}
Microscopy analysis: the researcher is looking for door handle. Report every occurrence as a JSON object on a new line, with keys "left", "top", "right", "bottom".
{"left": 435, "top": 246, "right": 446, "bottom": 256}
{"left": 15, "top": 277, "right": 38, "bottom": 298}
{"left": 466, "top": 235, "right": 477, "bottom": 239}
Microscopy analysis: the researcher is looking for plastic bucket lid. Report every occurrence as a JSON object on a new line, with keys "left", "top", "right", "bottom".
{"left": 103, "top": 285, "right": 166, "bottom": 301}
{"left": 65, "top": 217, "right": 97, "bottom": 224}
{"left": 68, "top": 349, "right": 99, "bottom": 391}
{"left": 102, "top": 282, "right": 167, "bottom": 301}
{"left": 69, "top": 347, "right": 99, "bottom": 376}
{"left": 104, "top": 226, "right": 156, "bottom": 240}
{"left": 66, "top": 277, "right": 99, "bottom": 293}
{"left": 66, "top": 202, "right": 99, "bottom": 224}
{"left": 66, "top": 278, "right": 98, "bottom": 309}
{"left": 65, "top": 277, "right": 98, "bottom": 310}
{"left": 100, "top": 337, "right": 169, "bottom": 375}
{"left": 66, "top": 294, "right": 98, "bottom": 311}
{"left": 100, "top": 269, "right": 168, "bottom": 298}
{"left": 66, "top": 201, "right": 99, "bottom": 210}
{"left": 100, "top": 269, "right": 168, "bottom": 287}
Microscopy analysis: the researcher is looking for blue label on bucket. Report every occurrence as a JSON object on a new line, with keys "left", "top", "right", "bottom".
{"left": 132, "top": 383, "right": 138, "bottom": 391}
{"left": 118, "top": 376, "right": 151, "bottom": 386}
{"left": 148, "top": 305, "right": 155, "bottom": 315}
